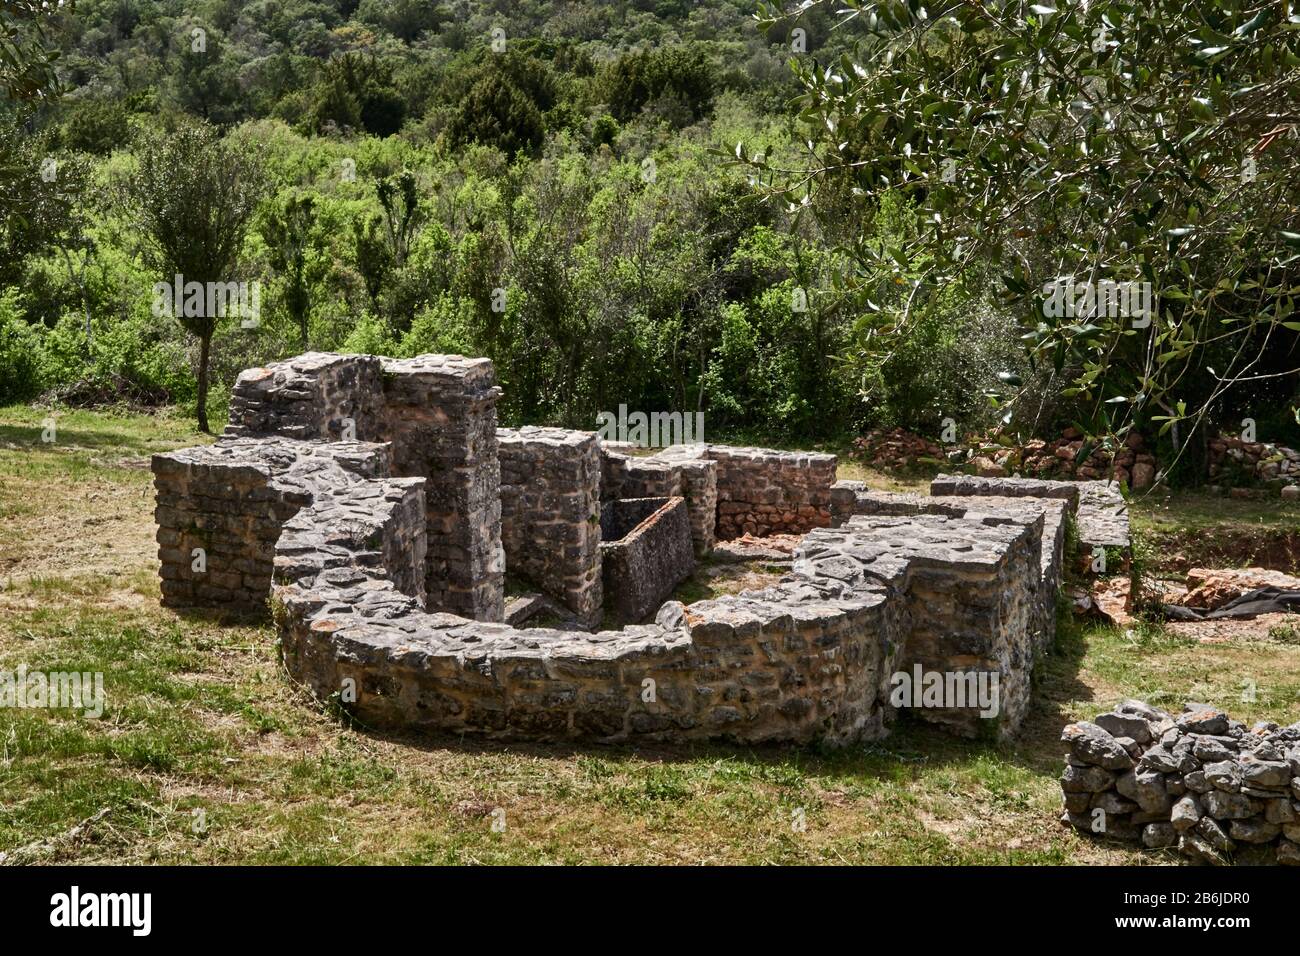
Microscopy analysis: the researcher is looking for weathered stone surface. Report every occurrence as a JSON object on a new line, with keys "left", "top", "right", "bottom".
{"left": 209, "top": 350, "right": 506, "bottom": 622}
{"left": 1095, "top": 712, "right": 1154, "bottom": 744}
{"left": 499, "top": 427, "right": 603, "bottom": 626}
{"left": 601, "top": 442, "right": 718, "bottom": 557}
{"left": 158, "top": 350, "right": 1096, "bottom": 750}
{"left": 707, "top": 445, "right": 836, "bottom": 540}
{"left": 1142, "top": 822, "right": 1178, "bottom": 848}
{"left": 1063, "top": 722, "right": 1135, "bottom": 770}
{"left": 1181, "top": 567, "right": 1300, "bottom": 610}
{"left": 931, "top": 474, "right": 1128, "bottom": 567}
{"left": 1062, "top": 700, "right": 1300, "bottom": 865}
{"left": 600, "top": 497, "right": 695, "bottom": 624}
{"left": 1171, "top": 795, "right": 1201, "bottom": 830}
{"left": 800, "top": 512, "right": 1041, "bottom": 737}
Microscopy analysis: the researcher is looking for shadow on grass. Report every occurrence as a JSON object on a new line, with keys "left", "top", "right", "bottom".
{"left": 0, "top": 421, "right": 205, "bottom": 458}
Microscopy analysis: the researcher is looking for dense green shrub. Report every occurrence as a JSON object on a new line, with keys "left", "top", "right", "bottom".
{"left": 0, "top": 291, "right": 45, "bottom": 403}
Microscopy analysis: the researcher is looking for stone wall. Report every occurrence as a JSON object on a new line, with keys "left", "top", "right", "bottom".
{"left": 1209, "top": 434, "right": 1300, "bottom": 494}
{"left": 600, "top": 497, "right": 695, "bottom": 624}
{"left": 215, "top": 351, "right": 505, "bottom": 622}
{"left": 245, "top": 427, "right": 1054, "bottom": 744}
{"left": 274, "top": 479, "right": 912, "bottom": 745}
{"left": 156, "top": 351, "right": 1075, "bottom": 748}
{"left": 1060, "top": 701, "right": 1300, "bottom": 865}
{"left": 830, "top": 484, "right": 1068, "bottom": 653}
{"left": 931, "top": 472, "right": 1130, "bottom": 566}
{"left": 599, "top": 441, "right": 835, "bottom": 546}
{"left": 798, "top": 513, "right": 1040, "bottom": 738}
{"left": 380, "top": 356, "right": 504, "bottom": 622}
{"left": 498, "top": 426, "right": 603, "bottom": 627}
{"left": 225, "top": 352, "right": 384, "bottom": 442}
{"left": 151, "top": 438, "right": 395, "bottom": 614}
{"left": 707, "top": 445, "right": 836, "bottom": 540}
{"left": 599, "top": 443, "right": 717, "bottom": 556}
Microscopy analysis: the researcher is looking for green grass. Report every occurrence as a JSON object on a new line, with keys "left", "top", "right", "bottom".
{"left": 2, "top": 406, "right": 1297, "bottom": 864}
{"left": 1129, "top": 490, "right": 1300, "bottom": 572}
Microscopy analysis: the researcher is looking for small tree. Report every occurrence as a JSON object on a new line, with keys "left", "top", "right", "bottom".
{"left": 0, "top": 0, "right": 65, "bottom": 101}
{"left": 260, "top": 193, "right": 327, "bottom": 350}
{"left": 119, "top": 122, "right": 266, "bottom": 432}
{"left": 752, "top": 0, "right": 1300, "bottom": 460}
{"left": 352, "top": 170, "right": 425, "bottom": 330}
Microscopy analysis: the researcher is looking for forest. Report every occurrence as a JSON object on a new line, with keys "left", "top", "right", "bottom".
{"left": 3, "top": 0, "right": 1298, "bottom": 462}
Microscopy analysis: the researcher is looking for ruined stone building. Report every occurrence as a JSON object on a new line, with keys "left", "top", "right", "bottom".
{"left": 152, "top": 352, "right": 1128, "bottom": 745}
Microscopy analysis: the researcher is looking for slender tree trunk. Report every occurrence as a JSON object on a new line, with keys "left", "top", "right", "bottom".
{"left": 197, "top": 333, "right": 212, "bottom": 433}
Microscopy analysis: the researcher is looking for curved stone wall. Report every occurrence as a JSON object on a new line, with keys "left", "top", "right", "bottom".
{"left": 270, "top": 458, "right": 1046, "bottom": 743}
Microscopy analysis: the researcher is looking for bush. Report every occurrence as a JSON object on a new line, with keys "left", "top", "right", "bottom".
{"left": 0, "top": 290, "right": 45, "bottom": 403}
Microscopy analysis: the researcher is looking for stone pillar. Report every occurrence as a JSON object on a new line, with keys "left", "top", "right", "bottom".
{"left": 498, "top": 427, "right": 603, "bottom": 627}
{"left": 380, "top": 356, "right": 505, "bottom": 623}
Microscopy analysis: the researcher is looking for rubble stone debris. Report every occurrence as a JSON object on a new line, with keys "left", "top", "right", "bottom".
{"left": 1060, "top": 700, "right": 1300, "bottom": 865}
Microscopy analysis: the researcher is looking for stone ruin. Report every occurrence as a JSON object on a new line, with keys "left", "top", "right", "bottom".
{"left": 152, "top": 351, "right": 1131, "bottom": 746}
{"left": 1061, "top": 701, "right": 1300, "bottom": 866}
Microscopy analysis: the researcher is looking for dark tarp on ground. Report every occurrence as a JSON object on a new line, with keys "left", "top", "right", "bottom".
{"left": 1161, "top": 586, "right": 1300, "bottom": 621}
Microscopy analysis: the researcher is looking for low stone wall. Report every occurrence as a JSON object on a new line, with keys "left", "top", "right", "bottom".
{"left": 600, "top": 497, "right": 695, "bottom": 624}
{"left": 157, "top": 351, "right": 1070, "bottom": 748}
{"left": 151, "top": 438, "right": 393, "bottom": 614}
{"left": 931, "top": 472, "right": 1129, "bottom": 565}
{"left": 708, "top": 445, "right": 836, "bottom": 540}
{"left": 498, "top": 427, "right": 603, "bottom": 627}
{"left": 225, "top": 352, "right": 384, "bottom": 443}
{"left": 1060, "top": 701, "right": 1300, "bottom": 865}
{"left": 1209, "top": 434, "right": 1300, "bottom": 493}
{"left": 268, "top": 436, "right": 1053, "bottom": 744}
{"left": 799, "top": 513, "right": 1040, "bottom": 737}
{"left": 830, "top": 484, "right": 1067, "bottom": 653}
{"left": 599, "top": 441, "right": 837, "bottom": 547}
{"left": 599, "top": 443, "right": 717, "bottom": 556}
{"left": 931, "top": 473, "right": 1081, "bottom": 508}
{"left": 274, "top": 463, "right": 905, "bottom": 744}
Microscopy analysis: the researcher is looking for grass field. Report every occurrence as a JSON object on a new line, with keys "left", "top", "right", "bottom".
{"left": 2, "top": 406, "right": 1299, "bottom": 865}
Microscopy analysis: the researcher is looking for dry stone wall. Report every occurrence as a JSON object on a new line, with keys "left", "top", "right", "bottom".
{"left": 1060, "top": 701, "right": 1300, "bottom": 865}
